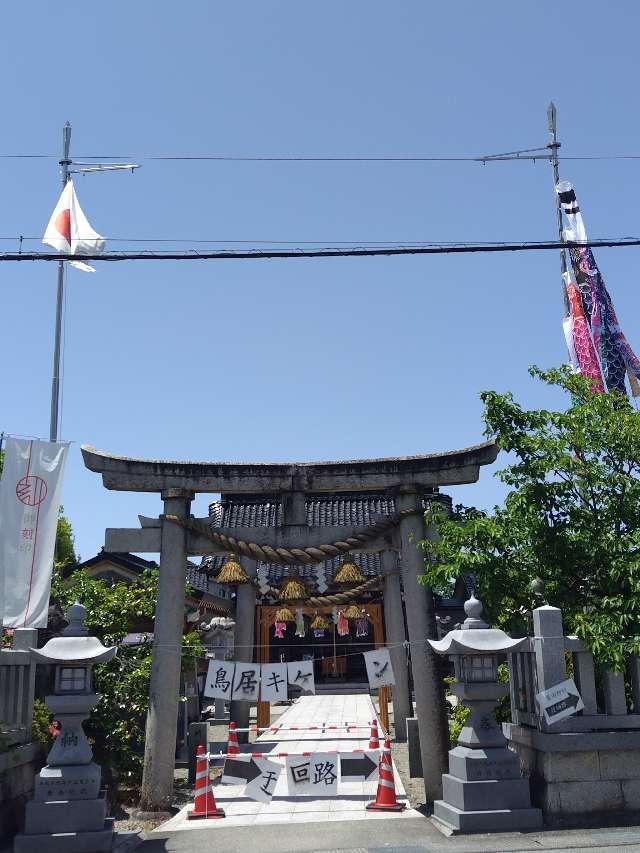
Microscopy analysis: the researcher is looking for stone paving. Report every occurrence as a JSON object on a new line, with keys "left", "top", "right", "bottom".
{"left": 157, "top": 694, "right": 420, "bottom": 830}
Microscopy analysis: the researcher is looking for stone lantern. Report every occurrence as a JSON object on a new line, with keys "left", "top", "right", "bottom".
{"left": 15, "top": 602, "right": 117, "bottom": 853}
{"left": 427, "top": 594, "right": 542, "bottom": 834}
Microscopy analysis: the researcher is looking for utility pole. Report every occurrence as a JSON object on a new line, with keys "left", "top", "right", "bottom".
{"left": 547, "top": 102, "right": 570, "bottom": 314}
{"left": 46, "top": 126, "right": 138, "bottom": 442}
{"left": 49, "top": 122, "right": 71, "bottom": 442}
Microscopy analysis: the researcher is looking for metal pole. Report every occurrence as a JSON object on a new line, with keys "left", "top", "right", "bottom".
{"left": 547, "top": 103, "right": 570, "bottom": 314}
{"left": 49, "top": 122, "right": 71, "bottom": 442}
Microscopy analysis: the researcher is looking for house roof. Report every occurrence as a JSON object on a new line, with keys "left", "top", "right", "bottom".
{"left": 68, "top": 550, "right": 157, "bottom": 579}
{"left": 72, "top": 551, "right": 232, "bottom": 613}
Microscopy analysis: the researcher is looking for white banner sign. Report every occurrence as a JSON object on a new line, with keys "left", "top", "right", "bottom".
{"left": 363, "top": 648, "right": 395, "bottom": 688}
{"left": 245, "top": 756, "right": 282, "bottom": 803}
{"left": 221, "top": 753, "right": 282, "bottom": 803}
{"left": 232, "top": 662, "right": 261, "bottom": 701}
{"left": 0, "top": 438, "right": 69, "bottom": 627}
{"left": 203, "top": 659, "right": 235, "bottom": 699}
{"left": 536, "top": 678, "right": 584, "bottom": 725}
{"left": 285, "top": 752, "right": 338, "bottom": 795}
{"left": 287, "top": 660, "right": 316, "bottom": 694}
{"left": 260, "top": 663, "right": 288, "bottom": 702}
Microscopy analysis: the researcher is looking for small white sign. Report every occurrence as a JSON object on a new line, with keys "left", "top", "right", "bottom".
{"left": 285, "top": 752, "right": 339, "bottom": 795}
{"left": 287, "top": 661, "right": 316, "bottom": 694}
{"left": 232, "top": 662, "right": 261, "bottom": 701}
{"left": 536, "top": 678, "right": 584, "bottom": 725}
{"left": 245, "top": 756, "right": 282, "bottom": 803}
{"left": 203, "top": 660, "right": 235, "bottom": 699}
{"left": 363, "top": 648, "right": 395, "bottom": 688}
{"left": 260, "top": 663, "right": 288, "bottom": 702}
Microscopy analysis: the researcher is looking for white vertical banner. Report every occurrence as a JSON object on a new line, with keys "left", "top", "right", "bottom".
{"left": 203, "top": 659, "right": 235, "bottom": 699}
{"left": 363, "top": 648, "right": 395, "bottom": 688}
{"left": 0, "top": 438, "right": 69, "bottom": 627}
{"left": 260, "top": 662, "right": 288, "bottom": 702}
{"left": 287, "top": 660, "right": 316, "bottom": 695}
{"left": 231, "top": 662, "right": 262, "bottom": 701}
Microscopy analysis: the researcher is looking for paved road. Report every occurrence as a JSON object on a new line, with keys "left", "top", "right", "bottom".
{"left": 123, "top": 818, "right": 640, "bottom": 853}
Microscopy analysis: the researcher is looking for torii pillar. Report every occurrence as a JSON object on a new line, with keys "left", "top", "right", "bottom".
{"left": 141, "top": 488, "right": 192, "bottom": 813}
{"left": 381, "top": 548, "right": 411, "bottom": 741}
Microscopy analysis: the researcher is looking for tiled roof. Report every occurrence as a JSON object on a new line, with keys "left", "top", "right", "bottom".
{"left": 208, "top": 490, "right": 451, "bottom": 528}
{"left": 186, "top": 561, "right": 233, "bottom": 600}
{"left": 201, "top": 490, "right": 452, "bottom": 586}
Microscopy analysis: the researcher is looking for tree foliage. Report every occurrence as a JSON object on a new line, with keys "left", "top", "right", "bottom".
{"left": 51, "top": 567, "right": 204, "bottom": 783}
{"left": 420, "top": 366, "right": 640, "bottom": 671}
{"left": 54, "top": 507, "right": 77, "bottom": 570}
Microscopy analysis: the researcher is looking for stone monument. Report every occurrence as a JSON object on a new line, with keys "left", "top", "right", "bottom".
{"left": 14, "top": 602, "right": 116, "bottom": 853}
{"left": 428, "top": 594, "right": 543, "bottom": 833}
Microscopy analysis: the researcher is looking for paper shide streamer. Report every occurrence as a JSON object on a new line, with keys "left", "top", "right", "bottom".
{"left": 557, "top": 181, "right": 640, "bottom": 396}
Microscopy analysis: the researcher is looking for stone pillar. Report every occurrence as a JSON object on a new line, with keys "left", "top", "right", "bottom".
{"left": 532, "top": 606, "right": 566, "bottom": 690}
{"left": 381, "top": 548, "right": 411, "bottom": 742}
{"left": 397, "top": 489, "right": 449, "bottom": 802}
{"left": 139, "top": 489, "right": 193, "bottom": 814}
{"left": 230, "top": 559, "right": 257, "bottom": 742}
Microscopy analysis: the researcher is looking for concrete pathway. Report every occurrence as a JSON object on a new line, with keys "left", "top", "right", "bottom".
{"left": 156, "top": 694, "right": 419, "bottom": 831}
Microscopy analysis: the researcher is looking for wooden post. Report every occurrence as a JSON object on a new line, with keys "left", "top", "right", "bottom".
{"left": 370, "top": 603, "right": 390, "bottom": 733}
{"left": 256, "top": 604, "right": 271, "bottom": 730}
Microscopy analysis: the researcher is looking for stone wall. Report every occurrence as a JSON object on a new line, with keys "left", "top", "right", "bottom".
{"left": 506, "top": 723, "right": 640, "bottom": 827}
{"left": 0, "top": 743, "right": 42, "bottom": 838}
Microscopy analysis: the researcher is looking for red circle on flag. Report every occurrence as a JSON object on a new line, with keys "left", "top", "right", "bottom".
{"left": 16, "top": 475, "right": 47, "bottom": 507}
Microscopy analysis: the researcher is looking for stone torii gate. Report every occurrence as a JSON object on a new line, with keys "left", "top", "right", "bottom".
{"left": 82, "top": 440, "right": 497, "bottom": 813}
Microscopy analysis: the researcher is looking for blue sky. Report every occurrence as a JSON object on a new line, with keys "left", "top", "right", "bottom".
{"left": 1, "top": 1, "right": 639, "bottom": 559}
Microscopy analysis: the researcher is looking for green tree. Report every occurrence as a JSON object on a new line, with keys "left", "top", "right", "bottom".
{"left": 420, "top": 366, "right": 640, "bottom": 671}
{"left": 54, "top": 507, "right": 77, "bottom": 570}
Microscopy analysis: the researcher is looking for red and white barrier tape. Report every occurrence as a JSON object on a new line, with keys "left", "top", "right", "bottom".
{"left": 227, "top": 723, "right": 378, "bottom": 734}
{"left": 207, "top": 747, "right": 381, "bottom": 760}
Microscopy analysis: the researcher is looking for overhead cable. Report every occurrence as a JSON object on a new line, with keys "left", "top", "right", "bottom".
{"left": 4, "top": 151, "right": 640, "bottom": 162}
{"left": 3, "top": 237, "right": 640, "bottom": 263}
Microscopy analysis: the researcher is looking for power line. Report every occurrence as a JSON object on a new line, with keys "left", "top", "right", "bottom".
{"left": 3, "top": 237, "right": 640, "bottom": 263}
{"left": 2, "top": 234, "right": 637, "bottom": 247}
{"left": 5, "top": 151, "right": 640, "bottom": 162}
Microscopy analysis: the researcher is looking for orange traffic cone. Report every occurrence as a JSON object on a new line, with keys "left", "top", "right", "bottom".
{"left": 187, "top": 745, "right": 225, "bottom": 819}
{"left": 366, "top": 738, "right": 405, "bottom": 812}
{"left": 227, "top": 721, "right": 240, "bottom": 756}
{"left": 369, "top": 719, "right": 380, "bottom": 750}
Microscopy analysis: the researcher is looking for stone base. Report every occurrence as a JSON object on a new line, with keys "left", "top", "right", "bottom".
{"left": 14, "top": 818, "right": 114, "bottom": 853}
{"left": 0, "top": 742, "right": 41, "bottom": 838}
{"left": 35, "top": 763, "right": 101, "bottom": 802}
{"left": 448, "top": 745, "right": 521, "bottom": 782}
{"left": 25, "top": 795, "right": 106, "bottom": 834}
{"left": 442, "top": 773, "right": 533, "bottom": 811}
{"left": 505, "top": 723, "right": 640, "bottom": 827}
{"left": 433, "top": 800, "right": 543, "bottom": 834}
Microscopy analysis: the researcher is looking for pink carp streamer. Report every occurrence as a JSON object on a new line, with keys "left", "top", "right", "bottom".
{"left": 557, "top": 180, "right": 640, "bottom": 396}
{"left": 563, "top": 273, "right": 605, "bottom": 392}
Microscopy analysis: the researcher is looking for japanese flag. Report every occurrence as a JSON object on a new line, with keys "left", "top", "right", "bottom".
{"left": 43, "top": 179, "right": 105, "bottom": 272}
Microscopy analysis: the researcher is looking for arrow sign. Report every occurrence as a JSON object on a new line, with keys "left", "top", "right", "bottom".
{"left": 222, "top": 755, "right": 261, "bottom": 785}
{"left": 340, "top": 751, "right": 379, "bottom": 782}
{"left": 535, "top": 678, "right": 584, "bottom": 725}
